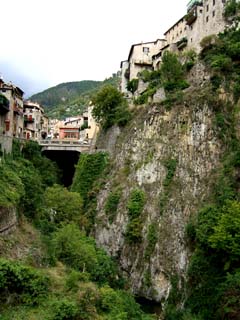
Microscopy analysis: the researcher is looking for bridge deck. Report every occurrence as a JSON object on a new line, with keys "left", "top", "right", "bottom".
{"left": 39, "top": 139, "right": 92, "bottom": 152}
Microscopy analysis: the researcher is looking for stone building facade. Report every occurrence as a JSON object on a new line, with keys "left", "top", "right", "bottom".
{"left": 0, "top": 79, "right": 24, "bottom": 153}
{"left": 120, "top": 39, "right": 166, "bottom": 93}
{"left": 164, "top": 16, "right": 187, "bottom": 46}
{"left": 23, "top": 101, "right": 48, "bottom": 141}
{"left": 185, "top": 0, "right": 227, "bottom": 52}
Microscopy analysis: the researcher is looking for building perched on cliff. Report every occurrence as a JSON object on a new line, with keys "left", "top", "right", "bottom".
{"left": 121, "top": 0, "right": 229, "bottom": 94}
{"left": 0, "top": 78, "right": 24, "bottom": 153}
{"left": 23, "top": 100, "right": 48, "bottom": 141}
{"left": 120, "top": 40, "right": 166, "bottom": 95}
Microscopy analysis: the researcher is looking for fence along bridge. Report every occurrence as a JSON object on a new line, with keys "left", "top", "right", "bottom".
{"left": 39, "top": 139, "right": 93, "bottom": 153}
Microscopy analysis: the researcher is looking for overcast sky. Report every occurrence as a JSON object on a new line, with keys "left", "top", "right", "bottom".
{"left": 0, "top": 0, "right": 187, "bottom": 96}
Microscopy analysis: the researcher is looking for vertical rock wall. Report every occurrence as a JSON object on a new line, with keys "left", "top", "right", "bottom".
{"left": 94, "top": 92, "right": 223, "bottom": 303}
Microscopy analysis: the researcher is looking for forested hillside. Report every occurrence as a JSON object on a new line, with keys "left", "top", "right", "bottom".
{"left": 30, "top": 75, "right": 120, "bottom": 119}
{"left": 30, "top": 81, "right": 101, "bottom": 108}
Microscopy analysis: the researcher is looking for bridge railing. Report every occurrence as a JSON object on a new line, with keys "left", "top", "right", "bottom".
{"left": 39, "top": 139, "right": 92, "bottom": 147}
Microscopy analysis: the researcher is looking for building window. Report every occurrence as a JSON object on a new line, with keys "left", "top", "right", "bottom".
{"left": 206, "top": 16, "right": 209, "bottom": 22}
{"left": 5, "top": 120, "right": 10, "bottom": 131}
{"left": 213, "top": 0, "right": 215, "bottom": 5}
{"left": 212, "top": 10, "right": 215, "bottom": 17}
{"left": 143, "top": 47, "right": 149, "bottom": 53}
{"left": 207, "top": 4, "right": 209, "bottom": 11}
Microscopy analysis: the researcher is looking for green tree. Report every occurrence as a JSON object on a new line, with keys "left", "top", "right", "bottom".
{"left": 126, "top": 79, "right": 139, "bottom": 94}
{"left": 0, "top": 161, "right": 24, "bottom": 208}
{"left": 52, "top": 224, "right": 119, "bottom": 286}
{"left": 22, "top": 140, "right": 59, "bottom": 187}
{"left": 43, "top": 184, "right": 84, "bottom": 225}
{"left": 224, "top": 0, "right": 240, "bottom": 18}
{"left": 209, "top": 200, "right": 240, "bottom": 258}
{"left": 92, "top": 85, "right": 130, "bottom": 129}
{"left": 160, "top": 51, "right": 189, "bottom": 92}
{"left": 71, "top": 153, "right": 108, "bottom": 205}
{"left": 52, "top": 223, "right": 98, "bottom": 272}
{"left": 3, "top": 158, "right": 44, "bottom": 218}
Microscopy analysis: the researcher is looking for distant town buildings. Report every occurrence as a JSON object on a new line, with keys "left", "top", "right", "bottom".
{"left": 120, "top": 0, "right": 230, "bottom": 95}
{"left": 0, "top": 76, "right": 98, "bottom": 154}
{"left": 52, "top": 105, "right": 98, "bottom": 143}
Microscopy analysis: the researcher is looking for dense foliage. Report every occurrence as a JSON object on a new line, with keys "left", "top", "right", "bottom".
{"left": 0, "top": 258, "right": 49, "bottom": 305}
{"left": 52, "top": 223, "right": 120, "bottom": 287}
{"left": 30, "top": 80, "right": 102, "bottom": 108}
{"left": 71, "top": 152, "right": 108, "bottom": 205}
{"left": 127, "top": 78, "right": 139, "bottom": 94}
{"left": 92, "top": 85, "right": 131, "bottom": 129}
{"left": 125, "top": 189, "right": 145, "bottom": 243}
{"left": 165, "top": 27, "right": 240, "bottom": 320}
{"left": 105, "top": 188, "right": 122, "bottom": 224}
{"left": 224, "top": 0, "right": 240, "bottom": 18}
{"left": 37, "top": 184, "right": 85, "bottom": 233}
{"left": 0, "top": 140, "right": 59, "bottom": 217}
{"left": 0, "top": 145, "right": 155, "bottom": 319}
{"left": 134, "top": 51, "right": 189, "bottom": 105}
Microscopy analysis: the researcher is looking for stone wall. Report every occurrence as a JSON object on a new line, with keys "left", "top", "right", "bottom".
{"left": 187, "top": 0, "right": 227, "bottom": 52}
{"left": 0, "top": 134, "right": 13, "bottom": 154}
{"left": 165, "top": 17, "right": 187, "bottom": 45}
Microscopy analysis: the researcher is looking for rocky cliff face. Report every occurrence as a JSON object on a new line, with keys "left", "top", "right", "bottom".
{"left": 94, "top": 86, "right": 224, "bottom": 304}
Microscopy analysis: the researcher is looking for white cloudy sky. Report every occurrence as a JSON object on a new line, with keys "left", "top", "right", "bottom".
{"left": 0, "top": 0, "right": 187, "bottom": 96}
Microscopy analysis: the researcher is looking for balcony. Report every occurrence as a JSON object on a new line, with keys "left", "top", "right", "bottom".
{"left": 187, "top": 0, "right": 203, "bottom": 11}
{"left": 124, "top": 68, "right": 130, "bottom": 79}
{"left": 177, "top": 37, "right": 188, "bottom": 49}
{"left": 0, "top": 94, "right": 10, "bottom": 114}
{"left": 185, "top": 8, "right": 198, "bottom": 25}
{"left": 24, "top": 115, "right": 34, "bottom": 122}
{"left": 133, "top": 58, "right": 152, "bottom": 66}
{"left": 13, "top": 104, "right": 23, "bottom": 115}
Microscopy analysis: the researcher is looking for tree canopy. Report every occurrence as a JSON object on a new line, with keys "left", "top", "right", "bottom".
{"left": 92, "top": 85, "right": 131, "bottom": 129}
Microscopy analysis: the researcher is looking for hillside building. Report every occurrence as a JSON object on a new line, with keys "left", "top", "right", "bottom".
{"left": 0, "top": 78, "right": 24, "bottom": 153}
{"left": 120, "top": 0, "right": 230, "bottom": 95}
{"left": 120, "top": 39, "right": 166, "bottom": 94}
{"left": 23, "top": 101, "right": 48, "bottom": 141}
{"left": 185, "top": 0, "right": 227, "bottom": 52}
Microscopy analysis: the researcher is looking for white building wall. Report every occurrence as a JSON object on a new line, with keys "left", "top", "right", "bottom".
{"left": 128, "top": 40, "right": 166, "bottom": 81}
{"left": 165, "top": 18, "right": 187, "bottom": 45}
{"left": 120, "top": 61, "right": 129, "bottom": 93}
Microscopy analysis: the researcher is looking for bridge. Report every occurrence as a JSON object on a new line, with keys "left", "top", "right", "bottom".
{"left": 39, "top": 139, "right": 93, "bottom": 153}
